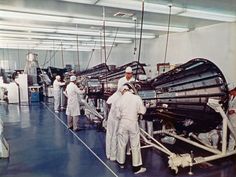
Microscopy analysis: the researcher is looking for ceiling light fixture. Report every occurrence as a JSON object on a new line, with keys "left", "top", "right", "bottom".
{"left": 0, "top": 23, "right": 156, "bottom": 39}
{"left": 179, "top": 9, "right": 236, "bottom": 22}
{"left": 0, "top": 10, "right": 71, "bottom": 23}
{"left": 141, "top": 24, "right": 189, "bottom": 32}
{"left": 0, "top": 30, "right": 133, "bottom": 43}
{"left": 0, "top": 44, "right": 100, "bottom": 52}
{"left": 0, "top": 10, "right": 188, "bottom": 32}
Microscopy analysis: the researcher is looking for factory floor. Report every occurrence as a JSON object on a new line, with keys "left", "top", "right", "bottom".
{"left": 0, "top": 101, "right": 236, "bottom": 177}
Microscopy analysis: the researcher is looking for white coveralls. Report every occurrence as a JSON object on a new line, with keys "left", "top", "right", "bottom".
{"left": 228, "top": 95, "right": 236, "bottom": 151}
{"left": 106, "top": 91, "right": 121, "bottom": 160}
{"left": 53, "top": 79, "right": 65, "bottom": 111}
{"left": 65, "top": 82, "right": 85, "bottom": 130}
{"left": 116, "top": 91, "right": 146, "bottom": 167}
{"left": 117, "top": 76, "right": 135, "bottom": 91}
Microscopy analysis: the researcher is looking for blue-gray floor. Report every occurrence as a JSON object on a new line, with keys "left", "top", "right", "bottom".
{"left": 0, "top": 101, "right": 236, "bottom": 177}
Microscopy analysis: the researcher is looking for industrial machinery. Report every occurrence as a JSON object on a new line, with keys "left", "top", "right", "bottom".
{"left": 24, "top": 53, "right": 40, "bottom": 86}
{"left": 151, "top": 58, "right": 228, "bottom": 133}
{"left": 76, "top": 61, "right": 147, "bottom": 128}
{"left": 137, "top": 58, "right": 235, "bottom": 174}
{"left": 100, "top": 61, "right": 147, "bottom": 99}
{"left": 77, "top": 58, "right": 235, "bottom": 173}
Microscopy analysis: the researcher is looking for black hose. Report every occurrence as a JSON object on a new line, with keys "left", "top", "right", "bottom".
{"left": 135, "top": 0, "right": 145, "bottom": 81}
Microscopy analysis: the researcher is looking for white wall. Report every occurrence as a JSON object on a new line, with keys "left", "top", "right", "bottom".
{"left": 105, "top": 22, "right": 236, "bottom": 85}
{"left": 0, "top": 49, "right": 91, "bottom": 71}
{"left": 0, "top": 22, "right": 235, "bottom": 84}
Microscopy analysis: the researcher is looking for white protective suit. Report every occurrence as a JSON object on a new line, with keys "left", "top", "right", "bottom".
{"left": 65, "top": 82, "right": 85, "bottom": 130}
{"left": 116, "top": 91, "right": 146, "bottom": 167}
{"left": 228, "top": 95, "right": 236, "bottom": 151}
{"left": 53, "top": 78, "right": 65, "bottom": 111}
{"left": 106, "top": 91, "right": 121, "bottom": 161}
{"left": 117, "top": 76, "right": 135, "bottom": 91}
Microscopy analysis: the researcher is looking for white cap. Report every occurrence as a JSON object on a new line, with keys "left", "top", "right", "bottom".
{"left": 56, "top": 75, "right": 60, "bottom": 80}
{"left": 125, "top": 66, "right": 132, "bottom": 73}
{"left": 120, "top": 85, "right": 129, "bottom": 92}
{"left": 70, "top": 75, "right": 77, "bottom": 82}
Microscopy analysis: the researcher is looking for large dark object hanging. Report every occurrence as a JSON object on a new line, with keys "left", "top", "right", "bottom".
{"left": 151, "top": 58, "right": 229, "bottom": 133}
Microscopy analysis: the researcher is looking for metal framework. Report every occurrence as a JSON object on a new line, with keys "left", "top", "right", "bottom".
{"left": 140, "top": 98, "right": 236, "bottom": 174}
{"left": 0, "top": 119, "right": 9, "bottom": 158}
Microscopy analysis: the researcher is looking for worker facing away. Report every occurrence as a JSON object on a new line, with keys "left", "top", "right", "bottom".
{"left": 53, "top": 75, "right": 65, "bottom": 113}
{"left": 64, "top": 75, "right": 85, "bottom": 131}
{"left": 116, "top": 83, "right": 147, "bottom": 174}
{"left": 117, "top": 66, "right": 135, "bottom": 91}
{"left": 106, "top": 90, "right": 122, "bottom": 161}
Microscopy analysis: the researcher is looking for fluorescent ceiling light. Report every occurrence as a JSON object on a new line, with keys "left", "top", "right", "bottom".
{"left": 0, "top": 32, "right": 79, "bottom": 41}
{"left": 141, "top": 24, "right": 189, "bottom": 32}
{"left": 0, "top": 23, "right": 156, "bottom": 39}
{"left": 0, "top": 46, "right": 94, "bottom": 52}
{"left": 0, "top": 10, "right": 71, "bottom": 23}
{"left": 0, "top": 10, "right": 188, "bottom": 32}
{"left": 60, "top": 0, "right": 96, "bottom": 4}
{"left": 93, "top": 38, "right": 132, "bottom": 43}
{"left": 0, "top": 31, "right": 133, "bottom": 44}
{"left": 72, "top": 18, "right": 134, "bottom": 28}
{"left": 179, "top": 9, "right": 236, "bottom": 22}
{"left": 0, "top": 24, "right": 56, "bottom": 33}
{"left": 0, "top": 44, "right": 100, "bottom": 51}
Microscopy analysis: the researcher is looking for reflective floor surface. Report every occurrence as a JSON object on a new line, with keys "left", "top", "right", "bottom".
{"left": 0, "top": 101, "right": 236, "bottom": 177}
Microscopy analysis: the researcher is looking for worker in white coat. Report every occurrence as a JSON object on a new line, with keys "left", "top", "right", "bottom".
{"left": 116, "top": 83, "right": 147, "bottom": 174}
{"left": 117, "top": 66, "right": 135, "bottom": 91}
{"left": 53, "top": 75, "right": 65, "bottom": 113}
{"left": 64, "top": 75, "right": 85, "bottom": 131}
{"left": 117, "top": 66, "right": 136, "bottom": 155}
{"left": 228, "top": 86, "right": 236, "bottom": 151}
{"left": 106, "top": 90, "right": 122, "bottom": 161}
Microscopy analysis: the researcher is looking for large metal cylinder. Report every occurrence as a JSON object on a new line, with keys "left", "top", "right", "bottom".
{"left": 151, "top": 58, "right": 229, "bottom": 133}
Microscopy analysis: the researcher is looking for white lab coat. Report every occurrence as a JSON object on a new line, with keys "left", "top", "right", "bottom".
{"left": 105, "top": 91, "right": 121, "bottom": 160}
{"left": 65, "top": 82, "right": 84, "bottom": 117}
{"left": 228, "top": 96, "right": 236, "bottom": 151}
{"left": 116, "top": 91, "right": 146, "bottom": 167}
{"left": 64, "top": 82, "right": 85, "bottom": 130}
{"left": 117, "top": 76, "right": 135, "bottom": 91}
{"left": 53, "top": 79, "right": 65, "bottom": 111}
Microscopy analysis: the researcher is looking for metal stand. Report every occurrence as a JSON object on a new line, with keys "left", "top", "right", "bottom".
{"left": 0, "top": 120, "right": 9, "bottom": 158}
{"left": 139, "top": 98, "right": 236, "bottom": 174}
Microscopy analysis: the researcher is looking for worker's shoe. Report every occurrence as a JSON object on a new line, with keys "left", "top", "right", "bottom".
{"left": 134, "top": 167, "right": 146, "bottom": 174}
{"left": 68, "top": 126, "right": 73, "bottom": 130}
{"left": 126, "top": 150, "right": 131, "bottom": 155}
{"left": 119, "top": 165, "right": 124, "bottom": 169}
{"left": 110, "top": 157, "right": 116, "bottom": 161}
{"left": 55, "top": 110, "right": 59, "bottom": 113}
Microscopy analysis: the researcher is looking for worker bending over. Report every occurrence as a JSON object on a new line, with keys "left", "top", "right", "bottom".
{"left": 64, "top": 75, "right": 85, "bottom": 131}
{"left": 116, "top": 83, "right": 146, "bottom": 174}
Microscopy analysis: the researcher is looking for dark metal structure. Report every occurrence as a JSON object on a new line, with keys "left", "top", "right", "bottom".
{"left": 151, "top": 58, "right": 229, "bottom": 133}
{"left": 78, "top": 61, "right": 147, "bottom": 100}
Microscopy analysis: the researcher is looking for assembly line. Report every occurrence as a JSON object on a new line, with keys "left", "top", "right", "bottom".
{"left": 2, "top": 55, "right": 236, "bottom": 176}
{"left": 0, "top": 1, "right": 236, "bottom": 177}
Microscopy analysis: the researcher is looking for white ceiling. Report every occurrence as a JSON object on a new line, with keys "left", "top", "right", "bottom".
{"left": 0, "top": 0, "right": 235, "bottom": 51}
